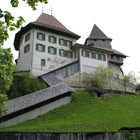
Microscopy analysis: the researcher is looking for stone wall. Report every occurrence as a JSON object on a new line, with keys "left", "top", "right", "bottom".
{"left": 0, "top": 132, "right": 128, "bottom": 140}
{"left": 0, "top": 96, "right": 71, "bottom": 128}
{"left": 65, "top": 72, "right": 135, "bottom": 93}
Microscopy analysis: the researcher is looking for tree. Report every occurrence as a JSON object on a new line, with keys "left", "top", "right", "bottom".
{"left": 0, "top": 0, "right": 48, "bottom": 45}
{"left": 92, "top": 65, "right": 113, "bottom": 89}
{"left": 123, "top": 75, "right": 130, "bottom": 93}
{"left": 123, "top": 71, "right": 139, "bottom": 93}
{"left": 0, "top": 48, "right": 14, "bottom": 116}
{"left": 0, "top": 0, "right": 48, "bottom": 116}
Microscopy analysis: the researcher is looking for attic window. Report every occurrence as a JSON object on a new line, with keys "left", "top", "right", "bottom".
{"left": 37, "top": 32, "right": 45, "bottom": 41}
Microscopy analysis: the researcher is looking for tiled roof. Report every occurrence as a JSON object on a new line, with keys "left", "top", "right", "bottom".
{"left": 87, "top": 24, "right": 112, "bottom": 40}
{"left": 14, "top": 13, "right": 80, "bottom": 50}
{"left": 36, "top": 13, "right": 68, "bottom": 31}
{"left": 112, "top": 49, "right": 127, "bottom": 57}
{"left": 71, "top": 43, "right": 127, "bottom": 57}
{"left": 5, "top": 83, "right": 74, "bottom": 115}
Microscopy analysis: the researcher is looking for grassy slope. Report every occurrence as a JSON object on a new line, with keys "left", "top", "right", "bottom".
{"left": 1, "top": 92, "right": 140, "bottom": 132}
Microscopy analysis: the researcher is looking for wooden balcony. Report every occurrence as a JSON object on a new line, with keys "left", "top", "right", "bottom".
{"left": 108, "top": 57, "right": 123, "bottom": 65}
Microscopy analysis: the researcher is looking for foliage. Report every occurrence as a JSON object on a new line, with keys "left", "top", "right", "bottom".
{"left": 125, "top": 131, "right": 140, "bottom": 140}
{"left": 8, "top": 74, "right": 47, "bottom": 99}
{"left": 0, "top": 0, "right": 48, "bottom": 45}
{"left": 1, "top": 92, "right": 140, "bottom": 132}
{"left": 92, "top": 65, "right": 112, "bottom": 89}
{"left": 123, "top": 75, "right": 130, "bottom": 92}
{"left": 128, "top": 71, "right": 139, "bottom": 85}
{"left": 0, "top": 48, "right": 14, "bottom": 116}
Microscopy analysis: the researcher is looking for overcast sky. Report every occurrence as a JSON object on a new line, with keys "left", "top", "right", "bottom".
{"left": 1, "top": 0, "right": 140, "bottom": 75}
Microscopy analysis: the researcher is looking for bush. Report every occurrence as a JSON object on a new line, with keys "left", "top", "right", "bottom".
{"left": 7, "top": 74, "right": 47, "bottom": 99}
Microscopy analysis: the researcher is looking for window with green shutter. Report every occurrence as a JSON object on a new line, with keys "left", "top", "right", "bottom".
{"left": 36, "top": 44, "right": 45, "bottom": 52}
{"left": 48, "top": 36, "right": 57, "bottom": 44}
{"left": 59, "top": 49, "right": 65, "bottom": 57}
{"left": 48, "top": 46, "right": 57, "bottom": 55}
{"left": 37, "top": 32, "right": 45, "bottom": 41}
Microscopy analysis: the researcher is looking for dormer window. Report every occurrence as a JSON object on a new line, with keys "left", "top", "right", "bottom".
{"left": 48, "top": 36, "right": 57, "bottom": 44}
{"left": 25, "top": 33, "right": 30, "bottom": 42}
{"left": 37, "top": 32, "right": 45, "bottom": 41}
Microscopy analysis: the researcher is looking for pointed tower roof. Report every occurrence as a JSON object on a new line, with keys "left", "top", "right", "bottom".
{"left": 14, "top": 13, "right": 80, "bottom": 50}
{"left": 35, "top": 13, "right": 68, "bottom": 31}
{"left": 87, "top": 24, "right": 112, "bottom": 40}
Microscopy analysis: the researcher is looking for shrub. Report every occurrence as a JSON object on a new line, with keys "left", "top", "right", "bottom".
{"left": 7, "top": 74, "right": 47, "bottom": 99}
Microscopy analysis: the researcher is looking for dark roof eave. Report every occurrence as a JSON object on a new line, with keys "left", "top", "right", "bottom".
{"left": 14, "top": 23, "right": 80, "bottom": 51}
{"left": 71, "top": 43, "right": 113, "bottom": 54}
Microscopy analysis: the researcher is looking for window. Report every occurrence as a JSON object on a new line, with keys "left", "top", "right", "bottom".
{"left": 48, "top": 36, "right": 57, "bottom": 43}
{"left": 82, "top": 50, "right": 90, "bottom": 57}
{"left": 66, "top": 51, "right": 73, "bottom": 58}
{"left": 67, "top": 40, "right": 72, "bottom": 47}
{"left": 37, "top": 32, "right": 45, "bottom": 41}
{"left": 24, "top": 44, "right": 30, "bottom": 53}
{"left": 41, "top": 59, "right": 46, "bottom": 66}
{"left": 48, "top": 46, "right": 57, "bottom": 55}
{"left": 102, "top": 54, "right": 106, "bottom": 61}
{"left": 91, "top": 52, "right": 96, "bottom": 59}
{"left": 36, "top": 44, "right": 45, "bottom": 52}
{"left": 25, "top": 33, "right": 30, "bottom": 42}
{"left": 59, "top": 49, "right": 65, "bottom": 57}
{"left": 59, "top": 39, "right": 66, "bottom": 46}
{"left": 97, "top": 54, "right": 102, "bottom": 60}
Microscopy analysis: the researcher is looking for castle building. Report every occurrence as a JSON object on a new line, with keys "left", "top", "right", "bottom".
{"left": 14, "top": 13, "right": 126, "bottom": 88}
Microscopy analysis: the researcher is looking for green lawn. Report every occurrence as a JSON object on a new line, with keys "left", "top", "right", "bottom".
{"left": 1, "top": 92, "right": 140, "bottom": 132}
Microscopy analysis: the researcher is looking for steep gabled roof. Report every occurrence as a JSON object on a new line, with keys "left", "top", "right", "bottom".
{"left": 14, "top": 13, "right": 80, "bottom": 50}
{"left": 88, "top": 24, "right": 112, "bottom": 40}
